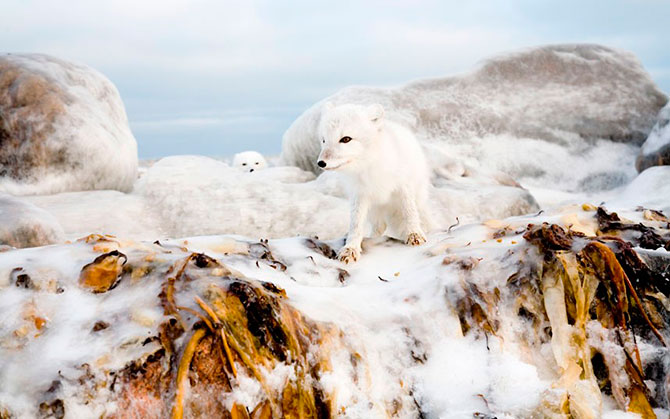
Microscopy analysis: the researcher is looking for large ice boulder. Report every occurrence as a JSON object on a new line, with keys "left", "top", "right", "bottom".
{"left": 0, "top": 54, "right": 138, "bottom": 195}
{"left": 281, "top": 44, "right": 667, "bottom": 192}
{"left": 0, "top": 193, "right": 64, "bottom": 248}
{"left": 636, "top": 102, "right": 670, "bottom": 172}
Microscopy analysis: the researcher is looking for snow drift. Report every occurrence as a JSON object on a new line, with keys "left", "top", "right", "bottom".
{"left": 0, "top": 54, "right": 138, "bottom": 195}
{"left": 281, "top": 44, "right": 667, "bottom": 192}
{"left": 637, "top": 102, "right": 670, "bottom": 172}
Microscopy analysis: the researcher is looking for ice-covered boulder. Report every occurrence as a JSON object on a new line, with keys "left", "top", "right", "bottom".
{"left": 0, "top": 193, "right": 64, "bottom": 248}
{"left": 281, "top": 44, "right": 667, "bottom": 192}
{"left": 636, "top": 102, "right": 670, "bottom": 172}
{"left": 0, "top": 54, "right": 138, "bottom": 195}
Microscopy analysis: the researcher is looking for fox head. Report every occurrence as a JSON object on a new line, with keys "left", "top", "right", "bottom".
{"left": 317, "top": 102, "right": 384, "bottom": 172}
{"left": 233, "top": 151, "right": 267, "bottom": 172}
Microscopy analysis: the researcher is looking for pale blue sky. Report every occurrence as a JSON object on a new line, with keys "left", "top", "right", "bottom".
{"left": 3, "top": 0, "right": 669, "bottom": 158}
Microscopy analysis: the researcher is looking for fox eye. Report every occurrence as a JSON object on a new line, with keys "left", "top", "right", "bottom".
{"left": 339, "top": 136, "right": 352, "bottom": 144}
{"left": 242, "top": 163, "right": 247, "bottom": 166}
{"left": 255, "top": 162, "right": 259, "bottom": 165}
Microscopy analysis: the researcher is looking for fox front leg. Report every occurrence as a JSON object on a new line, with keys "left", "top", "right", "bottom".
{"left": 400, "top": 187, "right": 426, "bottom": 246}
{"left": 339, "top": 196, "right": 370, "bottom": 264}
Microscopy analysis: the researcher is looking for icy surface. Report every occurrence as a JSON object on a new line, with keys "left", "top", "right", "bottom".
{"left": 606, "top": 166, "right": 670, "bottom": 215}
{"left": 1, "top": 205, "right": 667, "bottom": 417}
{"left": 17, "top": 155, "right": 535, "bottom": 241}
{"left": 637, "top": 102, "right": 670, "bottom": 172}
{"left": 133, "top": 155, "right": 349, "bottom": 239}
{"left": 0, "top": 44, "right": 668, "bottom": 417}
{"left": 0, "top": 54, "right": 138, "bottom": 195}
{"left": 281, "top": 44, "right": 666, "bottom": 192}
{"left": 642, "top": 103, "right": 670, "bottom": 156}
{"left": 0, "top": 193, "right": 64, "bottom": 248}
{"left": 24, "top": 190, "right": 162, "bottom": 241}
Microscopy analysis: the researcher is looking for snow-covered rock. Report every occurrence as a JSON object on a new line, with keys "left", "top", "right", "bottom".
{"left": 1, "top": 205, "right": 668, "bottom": 417}
{"left": 637, "top": 102, "right": 670, "bottom": 172}
{"left": 0, "top": 193, "right": 64, "bottom": 248}
{"left": 281, "top": 44, "right": 667, "bottom": 192}
{"left": 0, "top": 54, "right": 138, "bottom": 195}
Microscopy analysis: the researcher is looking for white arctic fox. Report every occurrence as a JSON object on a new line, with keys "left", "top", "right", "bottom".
{"left": 317, "top": 102, "right": 432, "bottom": 264}
{"left": 233, "top": 151, "right": 268, "bottom": 172}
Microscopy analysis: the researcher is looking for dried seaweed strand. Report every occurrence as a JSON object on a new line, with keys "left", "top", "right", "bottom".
{"left": 195, "top": 296, "right": 238, "bottom": 378}
{"left": 164, "top": 254, "right": 195, "bottom": 325}
{"left": 172, "top": 328, "right": 206, "bottom": 419}
{"left": 622, "top": 274, "right": 668, "bottom": 348}
{"left": 176, "top": 305, "right": 214, "bottom": 331}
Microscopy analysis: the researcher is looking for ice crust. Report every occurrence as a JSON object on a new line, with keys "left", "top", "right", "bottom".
{"left": 637, "top": 102, "right": 670, "bottom": 172}
{"left": 1, "top": 44, "right": 669, "bottom": 418}
{"left": 0, "top": 193, "right": 65, "bottom": 248}
{"left": 1, "top": 205, "right": 667, "bottom": 417}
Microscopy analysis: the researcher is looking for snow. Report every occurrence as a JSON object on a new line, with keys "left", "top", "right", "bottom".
{"left": 637, "top": 102, "right": 670, "bottom": 172}
{"left": 641, "top": 103, "right": 670, "bottom": 156}
{"left": 1, "top": 43, "right": 669, "bottom": 418}
{"left": 2, "top": 203, "right": 666, "bottom": 417}
{"left": 133, "top": 155, "right": 348, "bottom": 239}
{"left": 0, "top": 54, "right": 138, "bottom": 196}
{"left": 606, "top": 166, "right": 670, "bottom": 215}
{"left": 0, "top": 193, "right": 65, "bottom": 248}
{"left": 13, "top": 154, "right": 536, "bottom": 241}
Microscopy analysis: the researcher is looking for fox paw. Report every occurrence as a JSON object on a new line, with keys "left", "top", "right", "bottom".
{"left": 338, "top": 246, "right": 360, "bottom": 264}
{"left": 406, "top": 232, "right": 426, "bottom": 246}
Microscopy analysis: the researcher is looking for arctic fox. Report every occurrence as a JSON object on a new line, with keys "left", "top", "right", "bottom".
{"left": 317, "top": 102, "right": 432, "bottom": 264}
{"left": 233, "top": 151, "right": 268, "bottom": 172}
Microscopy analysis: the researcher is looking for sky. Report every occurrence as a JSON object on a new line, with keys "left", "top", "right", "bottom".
{"left": 3, "top": 0, "right": 670, "bottom": 159}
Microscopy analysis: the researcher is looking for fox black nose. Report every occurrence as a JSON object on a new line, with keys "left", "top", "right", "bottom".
{"left": 317, "top": 160, "right": 326, "bottom": 168}
{"left": 250, "top": 169, "right": 254, "bottom": 172}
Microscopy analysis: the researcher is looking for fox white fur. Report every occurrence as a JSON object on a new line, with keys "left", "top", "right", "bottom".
{"left": 317, "top": 102, "right": 432, "bottom": 263}
{"left": 233, "top": 151, "right": 268, "bottom": 172}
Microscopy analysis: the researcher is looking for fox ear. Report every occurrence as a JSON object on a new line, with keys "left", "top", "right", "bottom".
{"left": 368, "top": 104, "right": 384, "bottom": 123}
{"left": 323, "top": 101, "right": 335, "bottom": 112}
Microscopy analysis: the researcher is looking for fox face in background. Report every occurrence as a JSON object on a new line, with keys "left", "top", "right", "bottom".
{"left": 233, "top": 151, "right": 267, "bottom": 172}
{"left": 317, "top": 103, "right": 384, "bottom": 172}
